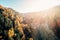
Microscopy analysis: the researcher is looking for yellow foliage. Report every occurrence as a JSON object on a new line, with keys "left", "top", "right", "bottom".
{"left": 18, "top": 24, "right": 24, "bottom": 34}
{"left": 0, "top": 36, "right": 2, "bottom": 38}
{"left": 29, "top": 38, "right": 33, "bottom": 40}
{"left": 0, "top": 5, "right": 3, "bottom": 8}
{"left": 8, "top": 27, "right": 14, "bottom": 37}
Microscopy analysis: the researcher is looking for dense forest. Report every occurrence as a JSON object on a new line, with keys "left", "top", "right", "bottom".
{"left": 0, "top": 5, "right": 33, "bottom": 40}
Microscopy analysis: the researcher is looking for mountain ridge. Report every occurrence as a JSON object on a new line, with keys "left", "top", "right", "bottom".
{"left": 0, "top": 5, "right": 60, "bottom": 40}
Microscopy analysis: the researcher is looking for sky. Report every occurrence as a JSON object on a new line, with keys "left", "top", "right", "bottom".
{"left": 0, "top": 0, "right": 60, "bottom": 13}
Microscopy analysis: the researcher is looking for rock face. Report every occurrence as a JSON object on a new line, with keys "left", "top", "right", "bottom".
{"left": 0, "top": 5, "right": 60, "bottom": 40}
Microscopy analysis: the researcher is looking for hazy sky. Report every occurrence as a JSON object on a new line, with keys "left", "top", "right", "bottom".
{"left": 0, "top": 0, "right": 60, "bottom": 13}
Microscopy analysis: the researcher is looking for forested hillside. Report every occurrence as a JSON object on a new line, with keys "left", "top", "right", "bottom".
{"left": 0, "top": 5, "right": 60, "bottom": 40}
{"left": 0, "top": 5, "right": 33, "bottom": 40}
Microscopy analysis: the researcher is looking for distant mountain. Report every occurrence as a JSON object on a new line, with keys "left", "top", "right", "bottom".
{"left": 24, "top": 5, "right": 60, "bottom": 28}
{"left": 23, "top": 5, "right": 60, "bottom": 40}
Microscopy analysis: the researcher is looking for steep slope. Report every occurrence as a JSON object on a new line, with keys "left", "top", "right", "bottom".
{"left": 0, "top": 5, "right": 33, "bottom": 40}
{"left": 0, "top": 5, "right": 60, "bottom": 40}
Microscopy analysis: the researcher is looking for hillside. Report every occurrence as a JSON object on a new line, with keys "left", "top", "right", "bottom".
{"left": 24, "top": 5, "right": 60, "bottom": 28}
{"left": 0, "top": 5, "right": 60, "bottom": 40}
{"left": 0, "top": 5, "right": 33, "bottom": 40}
{"left": 23, "top": 5, "right": 60, "bottom": 40}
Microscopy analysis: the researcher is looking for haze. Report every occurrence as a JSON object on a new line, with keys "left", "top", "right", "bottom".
{"left": 0, "top": 0, "right": 60, "bottom": 13}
